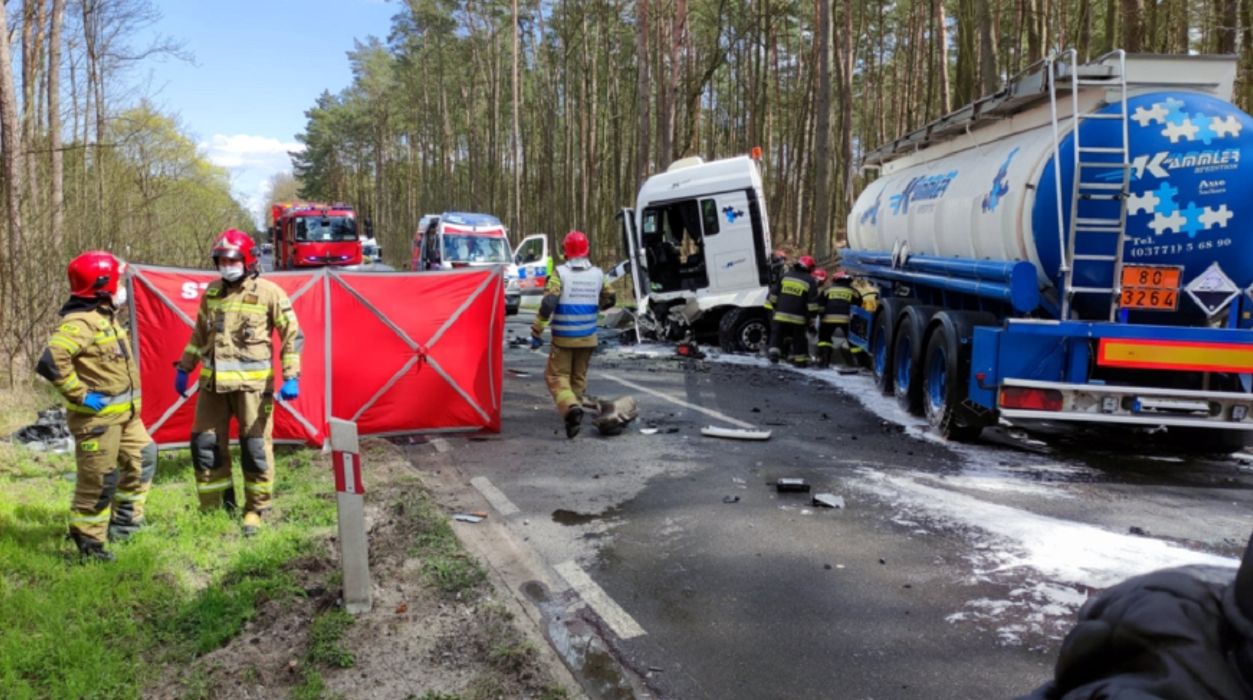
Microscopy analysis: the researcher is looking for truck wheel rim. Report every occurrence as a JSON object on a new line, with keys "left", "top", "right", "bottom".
{"left": 895, "top": 336, "right": 911, "bottom": 391}
{"left": 741, "top": 320, "right": 767, "bottom": 351}
{"left": 873, "top": 332, "right": 887, "bottom": 377}
{"left": 927, "top": 345, "right": 947, "bottom": 419}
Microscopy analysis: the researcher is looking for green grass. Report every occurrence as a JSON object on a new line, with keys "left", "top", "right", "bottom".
{"left": 0, "top": 444, "right": 337, "bottom": 699}
{"left": 306, "top": 610, "right": 356, "bottom": 669}
{"left": 409, "top": 496, "right": 487, "bottom": 597}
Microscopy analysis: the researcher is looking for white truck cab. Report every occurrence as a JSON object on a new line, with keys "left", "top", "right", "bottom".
{"left": 620, "top": 155, "right": 776, "bottom": 352}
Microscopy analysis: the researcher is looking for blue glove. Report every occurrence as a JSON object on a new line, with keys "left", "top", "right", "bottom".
{"left": 82, "top": 392, "right": 106, "bottom": 413}
{"left": 174, "top": 368, "right": 189, "bottom": 397}
{"left": 530, "top": 335, "right": 543, "bottom": 350}
{"left": 279, "top": 377, "right": 300, "bottom": 400}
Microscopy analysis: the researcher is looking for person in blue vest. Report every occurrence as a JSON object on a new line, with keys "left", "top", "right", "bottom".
{"left": 530, "top": 230, "right": 617, "bottom": 438}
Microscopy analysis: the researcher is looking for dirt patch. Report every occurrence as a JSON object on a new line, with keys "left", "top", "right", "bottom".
{"left": 150, "top": 439, "right": 575, "bottom": 700}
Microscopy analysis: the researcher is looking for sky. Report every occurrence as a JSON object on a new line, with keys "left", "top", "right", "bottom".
{"left": 139, "top": 1, "right": 397, "bottom": 225}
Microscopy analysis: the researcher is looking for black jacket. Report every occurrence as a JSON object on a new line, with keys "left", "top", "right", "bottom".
{"left": 1019, "top": 532, "right": 1253, "bottom": 699}
{"left": 766, "top": 267, "right": 821, "bottom": 325}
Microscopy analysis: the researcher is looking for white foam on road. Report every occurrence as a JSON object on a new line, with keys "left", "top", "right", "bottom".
{"left": 854, "top": 469, "right": 1238, "bottom": 587}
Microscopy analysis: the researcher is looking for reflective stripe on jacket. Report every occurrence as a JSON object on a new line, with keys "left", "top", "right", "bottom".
{"left": 770, "top": 269, "right": 820, "bottom": 326}
{"left": 821, "top": 282, "right": 862, "bottom": 325}
{"left": 36, "top": 303, "right": 141, "bottom": 427}
{"left": 177, "top": 276, "right": 303, "bottom": 392}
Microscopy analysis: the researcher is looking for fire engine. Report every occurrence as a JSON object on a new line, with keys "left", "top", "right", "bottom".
{"left": 270, "top": 202, "right": 364, "bottom": 269}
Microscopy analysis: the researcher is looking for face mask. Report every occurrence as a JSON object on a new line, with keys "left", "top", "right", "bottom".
{"left": 110, "top": 287, "right": 128, "bottom": 308}
{"left": 219, "top": 263, "right": 245, "bottom": 282}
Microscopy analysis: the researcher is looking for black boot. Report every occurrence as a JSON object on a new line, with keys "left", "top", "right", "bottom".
{"left": 816, "top": 347, "right": 832, "bottom": 369}
{"left": 70, "top": 531, "right": 114, "bottom": 563}
{"left": 107, "top": 518, "right": 146, "bottom": 542}
{"left": 564, "top": 405, "right": 584, "bottom": 439}
{"left": 223, "top": 485, "right": 239, "bottom": 515}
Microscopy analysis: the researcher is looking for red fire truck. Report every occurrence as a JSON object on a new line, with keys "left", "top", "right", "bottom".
{"left": 270, "top": 202, "right": 364, "bottom": 269}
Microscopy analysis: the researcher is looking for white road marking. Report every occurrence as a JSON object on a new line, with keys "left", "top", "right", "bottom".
{"left": 470, "top": 476, "right": 521, "bottom": 517}
{"left": 598, "top": 372, "right": 757, "bottom": 429}
{"left": 555, "top": 560, "right": 647, "bottom": 639}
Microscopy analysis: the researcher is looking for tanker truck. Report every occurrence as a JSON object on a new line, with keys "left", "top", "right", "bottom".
{"left": 845, "top": 51, "right": 1253, "bottom": 449}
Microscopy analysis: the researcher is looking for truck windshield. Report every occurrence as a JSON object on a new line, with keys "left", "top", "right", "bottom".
{"left": 443, "top": 235, "right": 510, "bottom": 263}
{"left": 295, "top": 216, "right": 358, "bottom": 242}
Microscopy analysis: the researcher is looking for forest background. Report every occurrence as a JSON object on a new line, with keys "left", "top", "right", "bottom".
{"left": 3, "top": 0, "right": 1252, "bottom": 383}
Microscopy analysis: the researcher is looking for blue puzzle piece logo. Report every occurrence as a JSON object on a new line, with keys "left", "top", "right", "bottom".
{"left": 722, "top": 206, "right": 744, "bottom": 223}
{"left": 1191, "top": 112, "right": 1217, "bottom": 145}
{"left": 1163, "top": 98, "right": 1188, "bottom": 125}
{"left": 1152, "top": 181, "right": 1179, "bottom": 216}
{"left": 981, "top": 147, "right": 1019, "bottom": 213}
{"left": 1180, "top": 201, "right": 1206, "bottom": 238}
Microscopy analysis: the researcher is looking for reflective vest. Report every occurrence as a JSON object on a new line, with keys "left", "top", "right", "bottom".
{"left": 551, "top": 264, "right": 604, "bottom": 345}
{"left": 821, "top": 281, "right": 862, "bottom": 325}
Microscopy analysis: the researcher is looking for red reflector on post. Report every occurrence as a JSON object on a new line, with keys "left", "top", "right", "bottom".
{"left": 999, "top": 386, "right": 1063, "bottom": 412}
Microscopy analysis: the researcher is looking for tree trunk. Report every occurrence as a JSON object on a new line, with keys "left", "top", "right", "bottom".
{"left": 935, "top": 0, "right": 951, "bottom": 114}
{"left": 635, "top": 0, "right": 650, "bottom": 186}
{"left": 978, "top": 0, "right": 999, "bottom": 95}
{"left": 48, "top": 0, "right": 64, "bottom": 247}
{"left": 511, "top": 0, "right": 522, "bottom": 234}
{"left": 0, "top": 0, "right": 27, "bottom": 350}
{"left": 1217, "top": 0, "right": 1238, "bottom": 53}
{"left": 1121, "top": 0, "right": 1142, "bottom": 52}
{"left": 812, "top": 0, "right": 831, "bottom": 259}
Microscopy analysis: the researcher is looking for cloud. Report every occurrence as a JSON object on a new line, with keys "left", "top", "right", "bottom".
{"left": 201, "top": 134, "right": 307, "bottom": 226}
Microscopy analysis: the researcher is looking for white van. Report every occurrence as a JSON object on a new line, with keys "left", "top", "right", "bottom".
{"left": 619, "top": 155, "right": 776, "bottom": 352}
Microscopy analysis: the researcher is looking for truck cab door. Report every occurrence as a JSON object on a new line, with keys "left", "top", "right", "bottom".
{"left": 618, "top": 207, "right": 649, "bottom": 302}
{"left": 513, "top": 234, "right": 549, "bottom": 291}
{"left": 701, "top": 190, "right": 764, "bottom": 292}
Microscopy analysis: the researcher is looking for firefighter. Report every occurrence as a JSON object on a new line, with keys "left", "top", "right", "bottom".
{"left": 36, "top": 252, "right": 156, "bottom": 562}
{"left": 530, "top": 230, "right": 616, "bottom": 438}
{"left": 816, "top": 269, "right": 863, "bottom": 369}
{"left": 767, "top": 255, "right": 821, "bottom": 366}
{"left": 175, "top": 229, "right": 303, "bottom": 537}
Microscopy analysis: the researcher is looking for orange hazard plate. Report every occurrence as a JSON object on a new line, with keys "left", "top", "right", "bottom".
{"left": 1119, "top": 265, "right": 1182, "bottom": 311}
{"left": 1118, "top": 287, "right": 1179, "bottom": 311}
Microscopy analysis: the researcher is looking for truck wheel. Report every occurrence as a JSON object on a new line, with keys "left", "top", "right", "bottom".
{"left": 718, "top": 308, "right": 770, "bottom": 354}
{"left": 922, "top": 311, "right": 994, "bottom": 441}
{"left": 893, "top": 306, "right": 938, "bottom": 415}
{"left": 871, "top": 298, "right": 906, "bottom": 395}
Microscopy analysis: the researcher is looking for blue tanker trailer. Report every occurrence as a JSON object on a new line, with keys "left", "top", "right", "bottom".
{"left": 845, "top": 51, "right": 1253, "bottom": 449}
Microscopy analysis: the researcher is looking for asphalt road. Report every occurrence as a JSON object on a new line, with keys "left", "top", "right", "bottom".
{"left": 437, "top": 309, "right": 1253, "bottom": 700}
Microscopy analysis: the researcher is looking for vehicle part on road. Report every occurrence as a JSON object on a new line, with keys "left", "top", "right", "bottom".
{"left": 639, "top": 428, "right": 659, "bottom": 435}
{"left": 676, "top": 340, "right": 706, "bottom": 359}
{"left": 10, "top": 407, "right": 72, "bottom": 453}
{"left": 453, "top": 512, "right": 487, "bottom": 523}
{"left": 812, "top": 493, "right": 846, "bottom": 509}
{"left": 722, "top": 495, "right": 741, "bottom": 504}
{"left": 701, "top": 426, "right": 773, "bottom": 441}
{"left": 585, "top": 396, "right": 639, "bottom": 437}
{"left": 776, "top": 478, "right": 811, "bottom": 493}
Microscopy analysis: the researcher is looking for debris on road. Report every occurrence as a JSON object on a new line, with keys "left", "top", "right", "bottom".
{"left": 585, "top": 396, "right": 639, "bottom": 436}
{"left": 812, "top": 493, "right": 845, "bottom": 509}
{"left": 676, "top": 340, "right": 706, "bottom": 359}
{"left": 776, "top": 478, "right": 811, "bottom": 493}
{"left": 506, "top": 368, "right": 531, "bottom": 377}
{"left": 701, "top": 426, "right": 772, "bottom": 441}
{"left": 10, "top": 407, "right": 72, "bottom": 453}
{"left": 1129, "top": 526, "right": 1150, "bottom": 537}
{"left": 640, "top": 428, "right": 659, "bottom": 435}
{"left": 453, "top": 512, "right": 488, "bottom": 523}
{"left": 722, "top": 495, "right": 740, "bottom": 504}
{"left": 508, "top": 336, "right": 531, "bottom": 348}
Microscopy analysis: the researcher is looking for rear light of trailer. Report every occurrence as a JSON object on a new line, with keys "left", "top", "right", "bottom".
{"left": 999, "top": 387, "right": 1063, "bottom": 412}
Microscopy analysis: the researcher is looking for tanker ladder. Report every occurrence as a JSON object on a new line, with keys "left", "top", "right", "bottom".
{"left": 1049, "top": 48, "right": 1132, "bottom": 322}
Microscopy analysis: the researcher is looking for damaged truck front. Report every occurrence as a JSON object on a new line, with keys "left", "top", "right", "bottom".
{"left": 618, "top": 154, "right": 780, "bottom": 353}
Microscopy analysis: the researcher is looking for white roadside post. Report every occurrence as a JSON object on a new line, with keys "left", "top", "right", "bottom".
{"left": 329, "top": 418, "right": 372, "bottom": 614}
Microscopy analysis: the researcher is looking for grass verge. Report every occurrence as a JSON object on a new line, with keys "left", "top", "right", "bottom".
{"left": 0, "top": 440, "right": 336, "bottom": 699}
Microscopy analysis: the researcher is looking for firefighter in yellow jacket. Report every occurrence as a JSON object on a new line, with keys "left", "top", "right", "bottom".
{"left": 530, "top": 231, "right": 616, "bottom": 438}
{"left": 175, "top": 229, "right": 303, "bottom": 536}
{"left": 37, "top": 252, "right": 156, "bottom": 562}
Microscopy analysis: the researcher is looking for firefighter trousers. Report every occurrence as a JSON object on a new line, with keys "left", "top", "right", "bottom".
{"left": 68, "top": 413, "right": 156, "bottom": 544}
{"left": 545, "top": 345, "right": 594, "bottom": 417}
{"left": 819, "top": 322, "right": 863, "bottom": 364}
{"left": 190, "top": 388, "right": 275, "bottom": 515}
{"left": 769, "top": 321, "right": 810, "bottom": 365}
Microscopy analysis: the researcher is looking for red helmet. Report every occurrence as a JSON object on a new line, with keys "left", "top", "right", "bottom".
{"left": 68, "top": 251, "right": 125, "bottom": 299}
{"left": 563, "top": 230, "right": 590, "bottom": 259}
{"left": 211, "top": 228, "right": 258, "bottom": 268}
{"left": 812, "top": 268, "right": 828, "bottom": 283}
{"left": 797, "top": 255, "right": 816, "bottom": 271}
